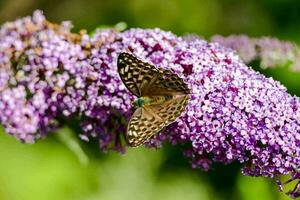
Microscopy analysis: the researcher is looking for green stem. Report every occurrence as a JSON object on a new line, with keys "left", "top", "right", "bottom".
{"left": 55, "top": 127, "right": 89, "bottom": 166}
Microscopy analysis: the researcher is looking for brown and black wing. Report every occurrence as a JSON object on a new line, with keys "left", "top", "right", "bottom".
{"left": 142, "top": 67, "right": 190, "bottom": 96}
{"left": 126, "top": 106, "right": 166, "bottom": 147}
{"left": 118, "top": 52, "right": 190, "bottom": 147}
{"left": 117, "top": 52, "right": 159, "bottom": 97}
{"left": 148, "top": 95, "right": 189, "bottom": 126}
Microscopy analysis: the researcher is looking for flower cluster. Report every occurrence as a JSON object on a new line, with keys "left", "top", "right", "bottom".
{"left": 211, "top": 35, "right": 300, "bottom": 71}
{"left": 0, "top": 11, "right": 299, "bottom": 198}
{"left": 0, "top": 10, "right": 120, "bottom": 143}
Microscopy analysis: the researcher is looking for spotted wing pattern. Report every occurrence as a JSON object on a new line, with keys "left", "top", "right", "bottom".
{"left": 148, "top": 95, "right": 189, "bottom": 124}
{"left": 126, "top": 95, "right": 190, "bottom": 147}
{"left": 145, "top": 68, "right": 190, "bottom": 96}
{"left": 117, "top": 52, "right": 190, "bottom": 147}
{"left": 117, "top": 52, "right": 159, "bottom": 97}
{"left": 126, "top": 106, "right": 166, "bottom": 147}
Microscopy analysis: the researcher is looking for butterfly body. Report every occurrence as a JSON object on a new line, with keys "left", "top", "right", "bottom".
{"left": 133, "top": 95, "right": 173, "bottom": 108}
{"left": 133, "top": 97, "right": 151, "bottom": 107}
{"left": 118, "top": 52, "right": 190, "bottom": 147}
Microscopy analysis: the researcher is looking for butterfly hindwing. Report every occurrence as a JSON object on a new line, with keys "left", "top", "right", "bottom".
{"left": 158, "top": 68, "right": 190, "bottom": 94}
{"left": 148, "top": 95, "right": 189, "bottom": 125}
{"left": 143, "top": 68, "right": 190, "bottom": 96}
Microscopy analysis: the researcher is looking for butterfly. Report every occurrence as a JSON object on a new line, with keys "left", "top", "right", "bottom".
{"left": 117, "top": 52, "right": 190, "bottom": 147}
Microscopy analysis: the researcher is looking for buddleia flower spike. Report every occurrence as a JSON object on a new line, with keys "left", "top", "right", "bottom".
{"left": 117, "top": 52, "right": 190, "bottom": 147}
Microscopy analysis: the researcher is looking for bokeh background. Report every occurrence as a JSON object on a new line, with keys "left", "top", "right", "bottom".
{"left": 0, "top": 0, "right": 299, "bottom": 200}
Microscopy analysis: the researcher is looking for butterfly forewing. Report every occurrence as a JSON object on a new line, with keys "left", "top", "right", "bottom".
{"left": 126, "top": 106, "right": 166, "bottom": 147}
{"left": 118, "top": 52, "right": 159, "bottom": 97}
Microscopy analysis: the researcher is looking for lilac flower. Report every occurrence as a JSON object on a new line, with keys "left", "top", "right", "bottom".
{"left": 210, "top": 35, "right": 257, "bottom": 63}
{"left": 0, "top": 10, "right": 92, "bottom": 141}
{"left": 0, "top": 11, "right": 299, "bottom": 198}
{"left": 211, "top": 35, "right": 300, "bottom": 71}
{"left": 90, "top": 28, "right": 300, "bottom": 197}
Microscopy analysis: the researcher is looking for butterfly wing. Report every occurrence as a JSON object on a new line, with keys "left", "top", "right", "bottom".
{"left": 118, "top": 52, "right": 190, "bottom": 96}
{"left": 148, "top": 95, "right": 190, "bottom": 126}
{"left": 118, "top": 52, "right": 190, "bottom": 147}
{"left": 126, "top": 95, "right": 189, "bottom": 147}
{"left": 142, "top": 67, "right": 190, "bottom": 96}
{"left": 126, "top": 106, "right": 166, "bottom": 147}
{"left": 117, "top": 52, "right": 159, "bottom": 97}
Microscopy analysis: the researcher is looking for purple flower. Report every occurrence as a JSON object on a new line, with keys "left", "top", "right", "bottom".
{"left": 0, "top": 10, "right": 91, "bottom": 141}
{"left": 0, "top": 10, "right": 299, "bottom": 198}
{"left": 211, "top": 35, "right": 257, "bottom": 63}
{"left": 211, "top": 35, "right": 300, "bottom": 71}
{"left": 90, "top": 28, "right": 300, "bottom": 197}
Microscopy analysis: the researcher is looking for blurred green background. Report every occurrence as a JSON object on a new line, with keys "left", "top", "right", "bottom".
{"left": 0, "top": 0, "right": 299, "bottom": 199}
